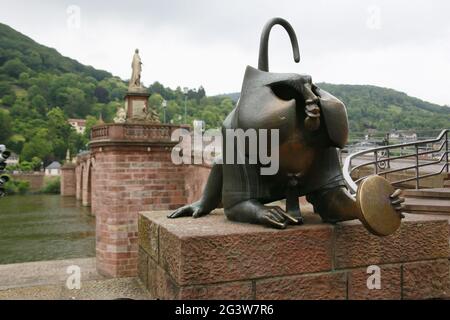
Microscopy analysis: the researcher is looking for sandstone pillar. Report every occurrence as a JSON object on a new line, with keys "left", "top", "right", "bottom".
{"left": 90, "top": 123, "right": 188, "bottom": 277}
{"left": 60, "top": 163, "right": 76, "bottom": 196}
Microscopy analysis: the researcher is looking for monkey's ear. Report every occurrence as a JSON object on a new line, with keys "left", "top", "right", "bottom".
{"left": 269, "top": 82, "right": 299, "bottom": 101}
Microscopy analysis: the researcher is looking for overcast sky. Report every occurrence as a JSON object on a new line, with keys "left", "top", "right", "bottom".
{"left": 1, "top": 0, "right": 450, "bottom": 105}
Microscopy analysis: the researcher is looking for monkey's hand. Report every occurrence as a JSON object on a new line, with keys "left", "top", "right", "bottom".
{"left": 303, "top": 83, "right": 321, "bottom": 131}
{"left": 168, "top": 201, "right": 211, "bottom": 219}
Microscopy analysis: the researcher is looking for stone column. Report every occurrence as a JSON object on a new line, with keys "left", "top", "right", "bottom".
{"left": 81, "top": 158, "right": 92, "bottom": 207}
{"left": 90, "top": 123, "right": 188, "bottom": 278}
{"left": 60, "top": 163, "right": 76, "bottom": 196}
{"left": 75, "top": 165, "right": 82, "bottom": 200}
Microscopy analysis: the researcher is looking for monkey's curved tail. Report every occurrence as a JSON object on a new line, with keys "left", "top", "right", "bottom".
{"left": 258, "top": 17, "right": 300, "bottom": 72}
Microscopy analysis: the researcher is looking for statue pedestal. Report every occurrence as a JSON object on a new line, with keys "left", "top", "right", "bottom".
{"left": 125, "top": 90, "right": 151, "bottom": 121}
{"left": 138, "top": 210, "right": 449, "bottom": 299}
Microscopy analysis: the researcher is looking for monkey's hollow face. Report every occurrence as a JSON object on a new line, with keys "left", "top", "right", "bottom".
{"left": 236, "top": 66, "right": 332, "bottom": 175}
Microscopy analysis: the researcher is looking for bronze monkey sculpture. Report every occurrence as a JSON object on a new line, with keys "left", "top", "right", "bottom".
{"left": 169, "top": 17, "right": 405, "bottom": 236}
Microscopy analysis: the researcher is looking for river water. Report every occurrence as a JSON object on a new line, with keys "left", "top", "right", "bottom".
{"left": 0, "top": 195, "right": 95, "bottom": 264}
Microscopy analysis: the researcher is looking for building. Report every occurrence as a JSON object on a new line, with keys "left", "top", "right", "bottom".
{"left": 68, "top": 119, "right": 87, "bottom": 134}
{"left": 45, "top": 161, "right": 61, "bottom": 176}
{"left": 389, "top": 132, "right": 400, "bottom": 139}
{"left": 5, "top": 152, "right": 19, "bottom": 166}
{"left": 402, "top": 132, "right": 417, "bottom": 140}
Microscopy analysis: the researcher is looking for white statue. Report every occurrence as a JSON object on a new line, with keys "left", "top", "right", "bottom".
{"left": 113, "top": 107, "right": 127, "bottom": 124}
{"left": 129, "top": 49, "right": 143, "bottom": 90}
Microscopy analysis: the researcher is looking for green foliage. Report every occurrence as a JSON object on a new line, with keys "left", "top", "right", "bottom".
{"left": 0, "top": 23, "right": 128, "bottom": 164}
{"left": 0, "top": 23, "right": 111, "bottom": 79}
{"left": 41, "top": 176, "right": 60, "bottom": 194}
{"left": 148, "top": 82, "right": 234, "bottom": 129}
{"left": 317, "top": 83, "right": 450, "bottom": 133}
{"left": 0, "top": 109, "right": 12, "bottom": 141}
{"left": 4, "top": 177, "right": 30, "bottom": 195}
{"left": 1, "top": 58, "right": 28, "bottom": 78}
{"left": 2, "top": 92, "right": 16, "bottom": 106}
{"left": 84, "top": 115, "right": 100, "bottom": 140}
{"left": 20, "top": 128, "right": 53, "bottom": 162}
{"left": 6, "top": 134, "right": 25, "bottom": 153}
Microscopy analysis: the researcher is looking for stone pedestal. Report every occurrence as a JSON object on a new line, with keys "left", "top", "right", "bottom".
{"left": 125, "top": 91, "right": 150, "bottom": 121}
{"left": 60, "top": 163, "right": 76, "bottom": 196}
{"left": 89, "top": 123, "right": 189, "bottom": 278}
{"left": 138, "top": 210, "right": 449, "bottom": 300}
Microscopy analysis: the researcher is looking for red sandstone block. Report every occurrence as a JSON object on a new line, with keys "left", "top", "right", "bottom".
{"left": 255, "top": 272, "right": 346, "bottom": 300}
{"left": 402, "top": 259, "right": 449, "bottom": 299}
{"left": 138, "top": 248, "right": 148, "bottom": 286}
{"left": 152, "top": 204, "right": 171, "bottom": 210}
{"left": 160, "top": 197, "right": 171, "bottom": 204}
{"left": 170, "top": 197, "right": 187, "bottom": 205}
{"left": 128, "top": 205, "right": 146, "bottom": 213}
{"left": 143, "top": 199, "right": 155, "bottom": 205}
{"left": 180, "top": 281, "right": 253, "bottom": 300}
{"left": 148, "top": 257, "right": 180, "bottom": 299}
{"left": 144, "top": 185, "right": 165, "bottom": 190}
{"left": 126, "top": 156, "right": 141, "bottom": 162}
{"left": 153, "top": 191, "right": 169, "bottom": 197}
{"left": 138, "top": 214, "right": 159, "bottom": 262}
{"left": 143, "top": 211, "right": 333, "bottom": 286}
{"left": 334, "top": 214, "right": 449, "bottom": 269}
{"left": 347, "top": 264, "right": 401, "bottom": 300}
{"left": 118, "top": 269, "right": 138, "bottom": 277}
{"left": 168, "top": 204, "right": 184, "bottom": 210}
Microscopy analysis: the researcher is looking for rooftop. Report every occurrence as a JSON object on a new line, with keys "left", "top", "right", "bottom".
{"left": 45, "top": 161, "right": 61, "bottom": 170}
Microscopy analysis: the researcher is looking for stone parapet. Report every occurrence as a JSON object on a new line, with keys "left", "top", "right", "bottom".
{"left": 90, "top": 123, "right": 189, "bottom": 144}
{"left": 138, "top": 210, "right": 449, "bottom": 300}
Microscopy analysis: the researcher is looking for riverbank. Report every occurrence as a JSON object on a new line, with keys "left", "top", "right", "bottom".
{"left": 0, "top": 258, "right": 150, "bottom": 300}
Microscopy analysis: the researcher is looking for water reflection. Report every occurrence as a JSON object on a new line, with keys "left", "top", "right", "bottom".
{"left": 0, "top": 195, "right": 95, "bottom": 264}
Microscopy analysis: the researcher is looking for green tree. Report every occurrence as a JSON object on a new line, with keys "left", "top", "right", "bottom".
{"left": 84, "top": 115, "right": 99, "bottom": 140}
{"left": 31, "top": 156, "right": 43, "bottom": 171}
{"left": 94, "top": 86, "right": 109, "bottom": 103}
{"left": 20, "top": 128, "right": 53, "bottom": 162}
{"left": 2, "top": 58, "right": 28, "bottom": 78}
{"left": 2, "top": 92, "right": 16, "bottom": 106}
{"left": 148, "top": 93, "right": 164, "bottom": 109}
{"left": 47, "top": 107, "right": 73, "bottom": 160}
{"left": 31, "top": 94, "right": 47, "bottom": 115}
{"left": 18, "top": 72, "right": 30, "bottom": 87}
{"left": 0, "top": 82, "right": 12, "bottom": 96}
{"left": 0, "top": 109, "right": 12, "bottom": 142}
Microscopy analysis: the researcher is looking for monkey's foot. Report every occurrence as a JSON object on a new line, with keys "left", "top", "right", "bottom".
{"left": 286, "top": 211, "right": 304, "bottom": 225}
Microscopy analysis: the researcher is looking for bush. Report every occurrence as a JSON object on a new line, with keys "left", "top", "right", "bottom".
{"left": 41, "top": 176, "right": 60, "bottom": 194}
{"left": 4, "top": 177, "right": 30, "bottom": 195}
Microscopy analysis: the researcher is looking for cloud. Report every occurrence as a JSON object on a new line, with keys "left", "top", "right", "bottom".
{"left": 1, "top": 0, "right": 449, "bottom": 105}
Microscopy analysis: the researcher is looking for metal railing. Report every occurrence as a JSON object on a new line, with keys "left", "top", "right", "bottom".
{"left": 343, "top": 129, "right": 449, "bottom": 193}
